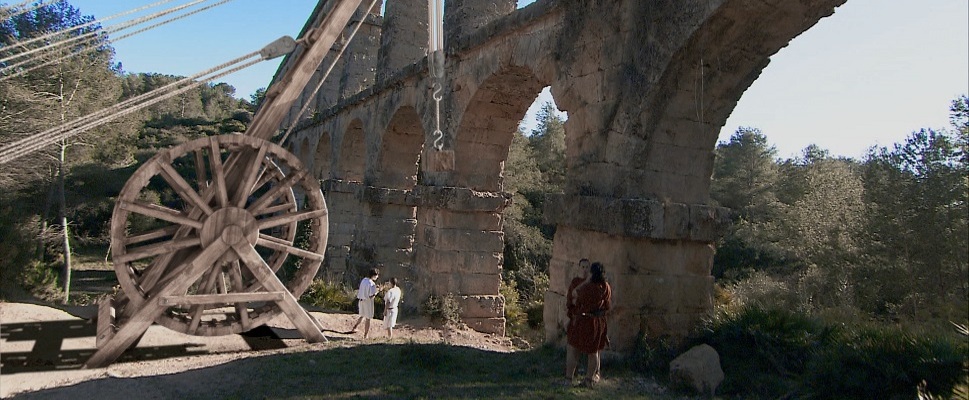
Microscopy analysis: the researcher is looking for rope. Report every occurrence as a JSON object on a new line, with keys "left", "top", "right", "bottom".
{"left": 2, "top": 0, "right": 175, "bottom": 56}
{"left": 0, "top": 0, "right": 209, "bottom": 66}
{"left": 277, "top": 0, "right": 380, "bottom": 146}
{"left": 427, "top": 0, "right": 445, "bottom": 151}
{"left": 1, "top": 0, "right": 235, "bottom": 81}
{"left": 0, "top": 42, "right": 276, "bottom": 164}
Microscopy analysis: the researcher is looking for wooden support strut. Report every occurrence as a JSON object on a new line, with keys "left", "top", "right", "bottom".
{"left": 245, "top": 0, "right": 365, "bottom": 141}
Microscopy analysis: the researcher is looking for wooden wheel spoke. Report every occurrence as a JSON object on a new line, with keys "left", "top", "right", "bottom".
{"left": 254, "top": 202, "right": 297, "bottom": 217}
{"left": 120, "top": 200, "right": 203, "bottom": 230}
{"left": 256, "top": 234, "right": 324, "bottom": 262}
{"left": 187, "top": 265, "right": 224, "bottom": 334}
{"left": 233, "top": 144, "right": 269, "bottom": 207}
{"left": 247, "top": 168, "right": 306, "bottom": 214}
{"left": 208, "top": 137, "right": 230, "bottom": 208}
{"left": 158, "top": 161, "right": 214, "bottom": 216}
{"left": 125, "top": 225, "right": 179, "bottom": 246}
{"left": 228, "top": 261, "right": 250, "bottom": 327}
{"left": 116, "top": 236, "right": 202, "bottom": 264}
{"left": 253, "top": 165, "right": 284, "bottom": 191}
{"left": 257, "top": 209, "right": 327, "bottom": 231}
{"left": 194, "top": 149, "right": 208, "bottom": 190}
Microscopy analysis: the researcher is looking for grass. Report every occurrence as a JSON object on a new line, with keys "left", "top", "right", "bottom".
{"left": 88, "top": 343, "right": 704, "bottom": 400}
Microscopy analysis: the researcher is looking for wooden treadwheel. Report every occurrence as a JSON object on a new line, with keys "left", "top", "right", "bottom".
{"left": 109, "top": 134, "right": 328, "bottom": 336}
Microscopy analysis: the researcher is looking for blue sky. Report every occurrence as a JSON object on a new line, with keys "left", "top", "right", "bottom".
{"left": 59, "top": 0, "right": 969, "bottom": 159}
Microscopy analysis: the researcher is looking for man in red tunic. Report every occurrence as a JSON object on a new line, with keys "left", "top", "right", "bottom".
{"left": 566, "top": 262, "right": 612, "bottom": 387}
{"left": 565, "top": 258, "right": 590, "bottom": 383}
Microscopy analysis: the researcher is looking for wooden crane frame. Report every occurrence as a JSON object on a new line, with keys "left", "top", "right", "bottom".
{"left": 86, "top": 0, "right": 366, "bottom": 368}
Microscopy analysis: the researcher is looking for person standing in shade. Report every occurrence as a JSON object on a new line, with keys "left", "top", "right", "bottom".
{"left": 567, "top": 262, "right": 612, "bottom": 387}
{"left": 565, "top": 258, "right": 591, "bottom": 384}
{"left": 350, "top": 267, "right": 380, "bottom": 339}
{"left": 383, "top": 277, "right": 402, "bottom": 338}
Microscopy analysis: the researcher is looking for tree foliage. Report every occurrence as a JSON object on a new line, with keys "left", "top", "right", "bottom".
{"left": 0, "top": 1, "right": 256, "bottom": 301}
{"left": 713, "top": 96, "right": 969, "bottom": 326}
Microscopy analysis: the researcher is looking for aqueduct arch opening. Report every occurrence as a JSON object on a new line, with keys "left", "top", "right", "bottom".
{"left": 313, "top": 128, "right": 332, "bottom": 180}
{"left": 375, "top": 106, "right": 423, "bottom": 190}
{"left": 274, "top": 0, "right": 847, "bottom": 349}
{"left": 452, "top": 66, "right": 548, "bottom": 192}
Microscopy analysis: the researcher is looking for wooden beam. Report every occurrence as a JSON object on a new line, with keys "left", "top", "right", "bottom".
{"left": 159, "top": 292, "right": 286, "bottom": 306}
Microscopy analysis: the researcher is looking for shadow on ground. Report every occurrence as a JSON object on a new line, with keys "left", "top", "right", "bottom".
{"left": 5, "top": 344, "right": 601, "bottom": 399}
{"left": 0, "top": 319, "right": 347, "bottom": 374}
{"left": 1, "top": 319, "right": 208, "bottom": 373}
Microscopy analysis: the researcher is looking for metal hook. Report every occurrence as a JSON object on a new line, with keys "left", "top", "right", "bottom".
{"left": 431, "top": 82, "right": 444, "bottom": 151}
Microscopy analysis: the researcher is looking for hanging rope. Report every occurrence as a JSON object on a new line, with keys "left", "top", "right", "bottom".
{"left": 1, "top": 0, "right": 235, "bottom": 81}
{"left": 427, "top": 0, "right": 445, "bottom": 151}
{"left": 0, "top": 36, "right": 295, "bottom": 164}
{"left": 0, "top": 0, "right": 211, "bottom": 66}
{"left": 277, "top": 0, "right": 381, "bottom": 146}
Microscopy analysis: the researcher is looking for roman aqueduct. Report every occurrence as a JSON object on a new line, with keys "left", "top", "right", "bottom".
{"left": 273, "top": 0, "right": 846, "bottom": 351}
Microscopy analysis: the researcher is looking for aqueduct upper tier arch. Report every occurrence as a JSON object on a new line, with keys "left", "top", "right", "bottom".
{"left": 274, "top": 0, "right": 846, "bottom": 349}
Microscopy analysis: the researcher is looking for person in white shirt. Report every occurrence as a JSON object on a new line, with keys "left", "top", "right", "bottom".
{"left": 383, "top": 277, "right": 402, "bottom": 338}
{"left": 350, "top": 268, "right": 379, "bottom": 338}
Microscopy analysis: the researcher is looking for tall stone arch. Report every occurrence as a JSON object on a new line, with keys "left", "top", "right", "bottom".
{"left": 376, "top": 106, "right": 423, "bottom": 190}
{"left": 313, "top": 127, "right": 333, "bottom": 181}
{"left": 335, "top": 118, "right": 367, "bottom": 182}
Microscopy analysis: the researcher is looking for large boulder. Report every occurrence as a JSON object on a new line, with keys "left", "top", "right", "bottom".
{"left": 669, "top": 344, "right": 724, "bottom": 397}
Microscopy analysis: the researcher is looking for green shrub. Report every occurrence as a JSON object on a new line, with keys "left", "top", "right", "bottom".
{"left": 423, "top": 293, "right": 462, "bottom": 326}
{"left": 692, "top": 306, "right": 968, "bottom": 399}
{"left": 630, "top": 333, "right": 680, "bottom": 376}
{"left": 19, "top": 260, "right": 64, "bottom": 302}
{"left": 800, "top": 325, "right": 967, "bottom": 400}
{"left": 501, "top": 280, "right": 528, "bottom": 337}
{"left": 299, "top": 279, "right": 354, "bottom": 312}
{"left": 692, "top": 306, "right": 837, "bottom": 397}
{"left": 524, "top": 300, "right": 544, "bottom": 329}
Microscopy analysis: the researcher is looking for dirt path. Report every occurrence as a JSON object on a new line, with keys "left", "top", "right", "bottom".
{"left": 0, "top": 302, "right": 515, "bottom": 398}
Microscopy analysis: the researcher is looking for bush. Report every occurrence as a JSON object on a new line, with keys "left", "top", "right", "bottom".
{"left": 19, "top": 260, "right": 64, "bottom": 302}
{"left": 800, "top": 325, "right": 967, "bottom": 400}
{"left": 300, "top": 279, "right": 354, "bottom": 312}
{"left": 692, "top": 306, "right": 837, "bottom": 397}
{"left": 423, "top": 293, "right": 462, "bottom": 326}
{"left": 501, "top": 280, "right": 527, "bottom": 337}
{"left": 630, "top": 333, "right": 680, "bottom": 376}
{"left": 692, "top": 305, "right": 969, "bottom": 399}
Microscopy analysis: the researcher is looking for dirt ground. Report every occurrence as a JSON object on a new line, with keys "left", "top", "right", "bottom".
{"left": 0, "top": 301, "right": 517, "bottom": 398}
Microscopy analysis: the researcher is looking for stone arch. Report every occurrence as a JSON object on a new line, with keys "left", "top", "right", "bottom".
{"left": 313, "top": 128, "right": 332, "bottom": 180}
{"left": 335, "top": 119, "right": 366, "bottom": 182}
{"left": 453, "top": 65, "right": 547, "bottom": 192}
{"left": 298, "top": 137, "right": 311, "bottom": 167}
{"left": 376, "top": 106, "right": 423, "bottom": 190}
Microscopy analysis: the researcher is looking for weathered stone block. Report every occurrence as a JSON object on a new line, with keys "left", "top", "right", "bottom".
{"left": 457, "top": 273, "right": 501, "bottom": 295}
{"left": 422, "top": 248, "right": 502, "bottom": 275}
{"left": 414, "top": 186, "right": 512, "bottom": 212}
{"left": 543, "top": 291, "right": 568, "bottom": 345}
{"left": 459, "top": 295, "right": 504, "bottom": 319}
{"left": 464, "top": 317, "right": 505, "bottom": 336}
{"left": 418, "top": 209, "right": 502, "bottom": 231}
{"left": 420, "top": 227, "right": 504, "bottom": 252}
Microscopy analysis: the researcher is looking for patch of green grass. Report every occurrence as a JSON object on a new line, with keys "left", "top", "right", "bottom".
{"left": 77, "top": 343, "right": 694, "bottom": 400}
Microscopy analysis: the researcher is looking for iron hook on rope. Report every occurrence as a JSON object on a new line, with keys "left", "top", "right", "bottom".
{"left": 427, "top": 0, "right": 446, "bottom": 152}
{"left": 431, "top": 80, "right": 444, "bottom": 151}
